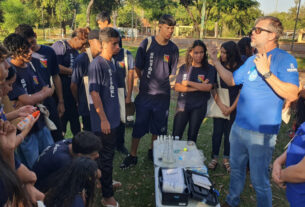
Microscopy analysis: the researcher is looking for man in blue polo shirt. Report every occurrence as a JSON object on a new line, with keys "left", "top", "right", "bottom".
{"left": 89, "top": 27, "right": 120, "bottom": 207}
{"left": 15, "top": 24, "right": 65, "bottom": 142}
{"left": 208, "top": 16, "right": 299, "bottom": 207}
{"left": 120, "top": 14, "right": 179, "bottom": 169}
{"left": 71, "top": 30, "right": 102, "bottom": 131}
{"left": 52, "top": 28, "right": 88, "bottom": 137}
{"left": 4, "top": 34, "right": 55, "bottom": 169}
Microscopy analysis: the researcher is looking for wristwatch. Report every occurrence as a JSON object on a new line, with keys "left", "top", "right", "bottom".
{"left": 262, "top": 71, "right": 272, "bottom": 79}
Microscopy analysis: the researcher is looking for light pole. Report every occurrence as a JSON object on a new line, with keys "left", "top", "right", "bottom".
{"left": 291, "top": 0, "right": 302, "bottom": 51}
{"left": 200, "top": 0, "right": 207, "bottom": 39}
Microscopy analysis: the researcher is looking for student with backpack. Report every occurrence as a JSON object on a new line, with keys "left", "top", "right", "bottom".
{"left": 120, "top": 14, "right": 179, "bottom": 169}
{"left": 71, "top": 30, "right": 102, "bottom": 132}
{"left": 52, "top": 28, "right": 89, "bottom": 137}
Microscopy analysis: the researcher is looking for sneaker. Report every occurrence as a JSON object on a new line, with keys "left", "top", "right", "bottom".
{"left": 117, "top": 146, "right": 129, "bottom": 155}
{"left": 120, "top": 154, "right": 137, "bottom": 169}
{"left": 148, "top": 149, "right": 153, "bottom": 161}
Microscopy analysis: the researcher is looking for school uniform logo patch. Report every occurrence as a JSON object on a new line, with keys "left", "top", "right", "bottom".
{"left": 119, "top": 61, "right": 125, "bottom": 68}
{"left": 33, "top": 76, "right": 39, "bottom": 85}
{"left": 164, "top": 55, "right": 169, "bottom": 63}
{"left": 40, "top": 59, "right": 47, "bottom": 69}
{"left": 198, "top": 75, "right": 205, "bottom": 83}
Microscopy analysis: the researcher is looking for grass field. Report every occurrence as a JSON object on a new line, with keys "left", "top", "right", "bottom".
{"left": 64, "top": 96, "right": 291, "bottom": 207}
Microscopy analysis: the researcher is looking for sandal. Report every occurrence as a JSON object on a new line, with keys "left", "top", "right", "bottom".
{"left": 208, "top": 159, "right": 218, "bottom": 170}
{"left": 101, "top": 199, "right": 119, "bottom": 207}
{"left": 112, "top": 180, "right": 122, "bottom": 191}
{"left": 223, "top": 158, "right": 231, "bottom": 173}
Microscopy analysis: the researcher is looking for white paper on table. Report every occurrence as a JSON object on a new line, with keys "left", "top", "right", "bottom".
{"left": 162, "top": 168, "right": 186, "bottom": 193}
{"left": 192, "top": 174, "right": 212, "bottom": 190}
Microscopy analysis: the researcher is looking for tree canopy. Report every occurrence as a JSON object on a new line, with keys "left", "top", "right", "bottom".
{"left": 0, "top": 0, "right": 303, "bottom": 37}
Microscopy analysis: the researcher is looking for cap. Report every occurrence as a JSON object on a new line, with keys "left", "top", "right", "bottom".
{"left": 88, "top": 29, "right": 99, "bottom": 40}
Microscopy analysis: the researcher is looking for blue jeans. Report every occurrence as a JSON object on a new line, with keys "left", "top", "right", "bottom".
{"left": 17, "top": 127, "right": 54, "bottom": 169}
{"left": 226, "top": 123, "right": 276, "bottom": 207}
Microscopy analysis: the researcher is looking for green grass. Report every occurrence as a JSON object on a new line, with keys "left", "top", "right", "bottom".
{"left": 64, "top": 93, "right": 291, "bottom": 207}
{"left": 297, "top": 57, "right": 305, "bottom": 71}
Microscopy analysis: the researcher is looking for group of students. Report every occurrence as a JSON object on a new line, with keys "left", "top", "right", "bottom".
{"left": 0, "top": 11, "right": 134, "bottom": 207}
{"left": 0, "top": 12, "right": 304, "bottom": 207}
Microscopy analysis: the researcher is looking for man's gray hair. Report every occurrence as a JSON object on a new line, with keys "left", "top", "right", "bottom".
{"left": 255, "top": 16, "right": 283, "bottom": 41}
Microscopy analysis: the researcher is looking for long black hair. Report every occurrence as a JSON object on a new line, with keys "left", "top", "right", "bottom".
{"left": 44, "top": 157, "right": 98, "bottom": 207}
{"left": 185, "top": 40, "right": 208, "bottom": 71}
{"left": 220, "top": 41, "right": 242, "bottom": 71}
{"left": 0, "top": 154, "right": 30, "bottom": 206}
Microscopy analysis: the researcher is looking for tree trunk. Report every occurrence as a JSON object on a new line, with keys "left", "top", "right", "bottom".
{"left": 86, "top": 0, "right": 94, "bottom": 27}
{"left": 184, "top": 6, "right": 200, "bottom": 37}
{"left": 112, "top": 10, "right": 118, "bottom": 27}
{"left": 61, "top": 21, "right": 66, "bottom": 37}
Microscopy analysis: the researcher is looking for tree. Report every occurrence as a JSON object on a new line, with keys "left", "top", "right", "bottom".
{"left": 0, "top": 0, "right": 38, "bottom": 33}
{"left": 138, "top": 0, "right": 177, "bottom": 21}
{"left": 178, "top": 0, "right": 260, "bottom": 37}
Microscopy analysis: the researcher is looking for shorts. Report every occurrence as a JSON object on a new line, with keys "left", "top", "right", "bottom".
{"left": 132, "top": 94, "right": 169, "bottom": 138}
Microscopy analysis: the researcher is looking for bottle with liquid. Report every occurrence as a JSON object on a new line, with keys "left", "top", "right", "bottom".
{"left": 17, "top": 111, "right": 40, "bottom": 131}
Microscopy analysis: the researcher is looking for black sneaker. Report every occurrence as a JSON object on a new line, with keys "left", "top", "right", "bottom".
{"left": 148, "top": 149, "right": 153, "bottom": 161}
{"left": 120, "top": 154, "right": 137, "bottom": 169}
{"left": 117, "top": 146, "right": 129, "bottom": 155}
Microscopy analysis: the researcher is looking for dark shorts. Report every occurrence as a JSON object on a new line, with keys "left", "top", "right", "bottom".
{"left": 132, "top": 94, "right": 170, "bottom": 138}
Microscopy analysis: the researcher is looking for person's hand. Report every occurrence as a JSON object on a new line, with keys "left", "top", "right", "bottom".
{"left": 0, "top": 119, "right": 12, "bottom": 135}
{"left": 57, "top": 101, "right": 65, "bottom": 117}
{"left": 182, "top": 80, "right": 189, "bottom": 86}
{"left": 223, "top": 107, "right": 232, "bottom": 116}
{"left": 44, "top": 87, "right": 54, "bottom": 98}
{"left": 24, "top": 184, "right": 45, "bottom": 205}
{"left": 101, "top": 119, "right": 111, "bottom": 135}
{"left": 17, "top": 106, "right": 37, "bottom": 118}
{"left": 219, "top": 103, "right": 229, "bottom": 115}
{"left": 125, "top": 96, "right": 131, "bottom": 104}
{"left": 254, "top": 53, "right": 272, "bottom": 75}
{"left": 22, "top": 112, "right": 40, "bottom": 135}
{"left": 203, "top": 79, "right": 210, "bottom": 84}
{"left": 0, "top": 120, "right": 17, "bottom": 152}
{"left": 272, "top": 159, "right": 286, "bottom": 188}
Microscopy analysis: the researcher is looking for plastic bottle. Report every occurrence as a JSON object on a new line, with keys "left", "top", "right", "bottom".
{"left": 17, "top": 111, "right": 40, "bottom": 131}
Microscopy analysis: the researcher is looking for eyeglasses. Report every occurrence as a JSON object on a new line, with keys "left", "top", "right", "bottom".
{"left": 251, "top": 27, "right": 273, "bottom": 34}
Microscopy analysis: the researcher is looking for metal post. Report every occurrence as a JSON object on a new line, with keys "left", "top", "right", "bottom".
{"left": 291, "top": 0, "right": 301, "bottom": 51}
{"left": 200, "top": 0, "right": 207, "bottom": 39}
{"left": 131, "top": 3, "right": 134, "bottom": 40}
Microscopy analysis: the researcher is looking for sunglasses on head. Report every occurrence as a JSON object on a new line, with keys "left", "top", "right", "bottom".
{"left": 251, "top": 27, "right": 273, "bottom": 34}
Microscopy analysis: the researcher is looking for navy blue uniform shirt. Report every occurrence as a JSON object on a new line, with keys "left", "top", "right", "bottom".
{"left": 113, "top": 49, "right": 134, "bottom": 88}
{"left": 89, "top": 56, "right": 120, "bottom": 132}
{"left": 71, "top": 53, "right": 90, "bottom": 116}
{"left": 33, "top": 139, "right": 72, "bottom": 191}
{"left": 32, "top": 45, "right": 59, "bottom": 86}
{"left": 135, "top": 36, "right": 179, "bottom": 97}
{"left": 176, "top": 64, "right": 216, "bottom": 110}
{"left": 8, "top": 59, "right": 46, "bottom": 134}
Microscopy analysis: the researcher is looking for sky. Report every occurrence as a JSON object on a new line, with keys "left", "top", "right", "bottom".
{"left": 256, "top": 0, "right": 296, "bottom": 14}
